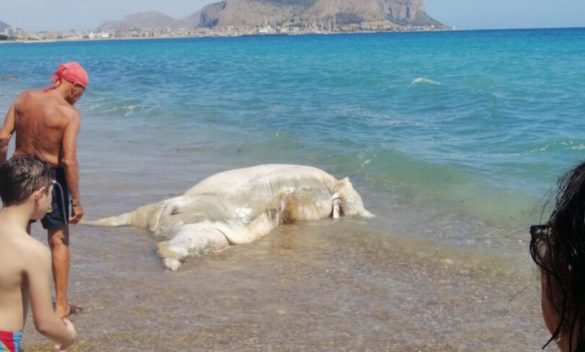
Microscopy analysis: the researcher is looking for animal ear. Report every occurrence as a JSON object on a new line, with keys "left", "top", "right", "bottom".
{"left": 334, "top": 177, "right": 351, "bottom": 192}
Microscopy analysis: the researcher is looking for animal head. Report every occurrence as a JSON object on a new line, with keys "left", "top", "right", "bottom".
{"left": 334, "top": 178, "right": 374, "bottom": 218}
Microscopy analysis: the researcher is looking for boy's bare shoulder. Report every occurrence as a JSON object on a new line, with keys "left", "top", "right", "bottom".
{"left": 15, "top": 233, "right": 51, "bottom": 264}
{"left": 0, "top": 228, "right": 50, "bottom": 275}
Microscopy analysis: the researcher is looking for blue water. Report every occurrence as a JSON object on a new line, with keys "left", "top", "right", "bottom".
{"left": 1, "top": 28, "right": 585, "bottom": 243}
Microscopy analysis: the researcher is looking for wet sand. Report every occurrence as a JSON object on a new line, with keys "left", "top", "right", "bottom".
{"left": 24, "top": 218, "right": 548, "bottom": 351}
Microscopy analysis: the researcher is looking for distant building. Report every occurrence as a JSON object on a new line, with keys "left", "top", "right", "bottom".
{"left": 7, "top": 27, "right": 25, "bottom": 40}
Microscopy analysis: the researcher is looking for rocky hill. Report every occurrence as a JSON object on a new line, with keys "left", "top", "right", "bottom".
{"left": 183, "top": 2, "right": 227, "bottom": 28}
{"left": 97, "top": 0, "right": 445, "bottom": 33}
{"left": 187, "top": 0, "right": 444, "bottom": 30}
{"left": 97, "top": 11, "right": 184, "bottom": 32}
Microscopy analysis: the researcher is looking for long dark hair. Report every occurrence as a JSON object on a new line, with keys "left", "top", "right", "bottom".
{"left": 530, "top": 161, "right": 585, "bottom": 350}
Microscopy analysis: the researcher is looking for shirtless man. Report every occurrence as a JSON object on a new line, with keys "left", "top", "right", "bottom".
{"left": 0, "top": 155, "right": 76, "bottom": 351}
{"left": 0, "top": 62, "right": 89, "bottom": 317}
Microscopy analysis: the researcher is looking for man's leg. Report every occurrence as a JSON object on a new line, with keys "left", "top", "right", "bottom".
{"left": 47, "top": 226, "right": 70, "bottom": 317}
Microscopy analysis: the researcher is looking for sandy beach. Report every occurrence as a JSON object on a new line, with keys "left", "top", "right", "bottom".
{"left": 2, "top": 29, "right": 579, "bottom": 351}
{"left": 23, "top": 217, "right": 547, "bottom": 351}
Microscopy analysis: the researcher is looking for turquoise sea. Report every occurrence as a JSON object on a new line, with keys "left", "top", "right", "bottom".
{"left": 2, "top": 29, "right": 584, "bottom": 234}
{"left": 1, "top": 28, "right": 584, "bottom": 350}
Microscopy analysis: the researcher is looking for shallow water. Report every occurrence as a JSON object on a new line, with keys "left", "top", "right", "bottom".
{"left": 15, "top": 140, "right": 548, "bottom": 350}
{"left": 25, "top": 220, "right": 545, "bottom": 351}
{"left": 25, "top": 152, "right": 547, "bottom": 350}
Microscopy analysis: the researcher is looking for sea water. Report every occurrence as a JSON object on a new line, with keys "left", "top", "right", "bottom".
{"left": 1, "top": 28, "right": 584, "bottom": 350}
{"left": 2, "top": 29, "right": 584, "bottom": 244}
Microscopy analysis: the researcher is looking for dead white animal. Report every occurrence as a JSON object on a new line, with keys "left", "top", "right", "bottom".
{"left": 85, "top": 164, "right": 374, "bottom": 271}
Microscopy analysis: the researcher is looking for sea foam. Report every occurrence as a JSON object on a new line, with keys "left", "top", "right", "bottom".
{"left": 411, "top": 77, "right": 441, "bottom": 85}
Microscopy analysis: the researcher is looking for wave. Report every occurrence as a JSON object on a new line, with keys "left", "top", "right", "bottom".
{"left": 411, "top": 77, "right": 442, "bottom": 85}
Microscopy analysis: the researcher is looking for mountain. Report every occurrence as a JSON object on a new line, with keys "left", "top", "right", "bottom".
{"left": 96, "top": 11, "right": 183, "bottom": 32}
{"left": 183, "top": 2, "right": 227, "bottom": 28}
{"left": 190, "top": 0, "right": 445, "bottom": 29}
{"left": 0, "top": 20, "right": 10, "bottom": 32}
{"left": 97, "top": 0, "right": 445, "bottom": 33}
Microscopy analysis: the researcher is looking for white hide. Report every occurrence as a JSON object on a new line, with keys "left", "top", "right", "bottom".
{"left": 85, "top": 164, "right": 374, "bottom": 271}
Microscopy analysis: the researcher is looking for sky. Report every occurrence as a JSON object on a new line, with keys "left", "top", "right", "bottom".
{"left": 1, "top": 0, "right": 585, "bottom": 32}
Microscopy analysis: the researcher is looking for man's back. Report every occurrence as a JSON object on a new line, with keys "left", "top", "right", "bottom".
{"left": 12, "top": 90, "right": 77, "bottom": 168}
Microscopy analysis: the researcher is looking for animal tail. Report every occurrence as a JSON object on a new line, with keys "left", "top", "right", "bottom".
{"left": 81, "top": 212, "right": 133, "bottom": 227}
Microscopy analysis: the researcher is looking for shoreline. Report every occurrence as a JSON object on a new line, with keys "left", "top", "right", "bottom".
{"left": 0, "top": 27, "right": 451, "bottom": 45}
{"left": 2, "top": 26, "right": 584, "bottom": 45}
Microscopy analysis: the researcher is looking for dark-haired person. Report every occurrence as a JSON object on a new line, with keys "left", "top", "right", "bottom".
{"left": 0, "top": 155, "right": 76, "bottom": 351}
{"left": 530, "top": 161, "right": 585, "bottom": 352}
{"left": 0, "top": 62, "right": 88, "bottom": 317}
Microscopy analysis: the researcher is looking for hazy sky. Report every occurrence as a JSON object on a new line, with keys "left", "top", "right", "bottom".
{"left": 425, "top": 0, "right": 585, "bottom": 30}
{"left": 2, "top": 0, "right": 585, "bottom": 31}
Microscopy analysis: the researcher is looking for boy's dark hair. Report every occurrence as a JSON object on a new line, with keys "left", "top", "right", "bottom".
{"left": 0, "top": 155, "right": 52, "bottom": 206}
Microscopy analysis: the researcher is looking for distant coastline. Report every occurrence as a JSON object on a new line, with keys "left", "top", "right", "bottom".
{"left": 1, "top": 0, "right": 452, "bottom": 43}
{"left": 0, "top": 25, "right": 452, "bottom": 44}
{"left": 3, "top": 26, "right": 585, "bottom": 45}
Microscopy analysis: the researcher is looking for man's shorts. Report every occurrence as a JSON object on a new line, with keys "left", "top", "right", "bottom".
{"left": 41, "top": 168, "right": 69, "bottom": 230}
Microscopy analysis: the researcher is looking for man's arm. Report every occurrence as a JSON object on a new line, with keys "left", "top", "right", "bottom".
{"left": 0, "top": 103, "right": 16, "bottom": 164}
{"left": 61, "top": 108, "right": 84, "bottom": 224}
{"left": 26, "top": 245, "right": 76, "bottom": 349}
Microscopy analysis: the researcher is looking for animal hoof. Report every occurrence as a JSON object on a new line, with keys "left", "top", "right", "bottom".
{"left": 163, "top": 258, "right": 182, "bottom": 272}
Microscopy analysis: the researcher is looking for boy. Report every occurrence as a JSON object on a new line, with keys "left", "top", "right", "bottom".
{"left": 0, "top": 155, "right": 76, "bottom": 351}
